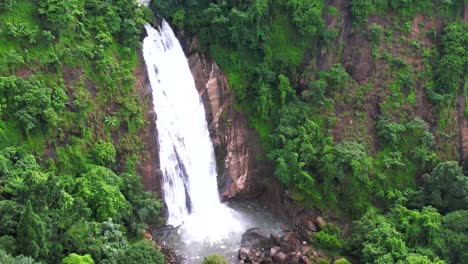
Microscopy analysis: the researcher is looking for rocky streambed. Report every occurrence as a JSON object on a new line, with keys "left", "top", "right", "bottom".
{"left": 151, "top": 201, "right": 287, "bottom": 264}
{"left": 150, "top": 200, "right": 343, "bottom": 264}
{"left": 237, "top": 216, "right": 335, "bottom": 264}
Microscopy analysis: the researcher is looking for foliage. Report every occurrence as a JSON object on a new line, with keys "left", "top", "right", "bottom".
{"left": 334, "top": 258, "right": 351, "bottom": 264}
{"left": 432, "top": 22, "right": 468, "bottom": 105}
{"left": 202, "top": 254, "right": 229, "bottom": 264}
{"left": 0, "top": 76, "right": 67, "bottom": 132}
{"left": 305, "top": 64, "right": 350, "bottom": 104}
{"left": 351, "top": 0, "right": 462, "bottom": 24}
{"left": 0, "top": 1, "right": 162, "bottom": 263}
{"left": 16, "top": 201, "right": 47, "bottom": 259}
{"left": 268, "top": 102, "right": 331, "bottom": 202}
{"left": 116, "top": 241, "right": 164, "bottom": 264}
{"left": 91, "top": 140, "right": 116, "bottom": 167}
{"left": 0, "top": 249, "right": 40, "bottom": 264}
{"left": 421, "top": 161, "right": 468, "bottom": 213}
{"left": 441, "top": 210, "right": 468, "bottom": 263}
{"left": 314, "top": 224, "right": 344, "bottom": 253}
{"left": 62, "top": 253, "right": 94, "bottom": 264}
{"left": 76, "top": 166, "right": 129, "bottom": 222}
{"left": 349, "top": 203, "right": 467, "bottom": 263}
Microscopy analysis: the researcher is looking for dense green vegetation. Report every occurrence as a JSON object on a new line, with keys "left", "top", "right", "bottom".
{"left": 1, "top": 0, "right": 467, "bottom": 263}
{"left": 0, "top": 0, "right": 164, "bottom": 263}
{"left": 154, "top": 0, "right": 467, "bottom": 263}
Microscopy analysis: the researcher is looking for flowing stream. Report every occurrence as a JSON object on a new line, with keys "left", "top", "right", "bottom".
{"left": 142, "top": 20, "right": 285, "bottom": 263}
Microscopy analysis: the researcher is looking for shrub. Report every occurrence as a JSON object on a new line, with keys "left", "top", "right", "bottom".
{"left": 202, "top": 254, "right": 228, "bottom": 264}
{"left": 91, "top": 140, "right": 116, "bottom": 167}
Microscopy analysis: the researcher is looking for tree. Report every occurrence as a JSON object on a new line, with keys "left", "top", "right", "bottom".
{"left": 268, "top": 103, "right": 332, "bottom": 202}
{"left": 62, "top": 253, "right": 94, "bottom": 264}
{"left": 117, "top": 241, "right": 164, "bottom": 264}
{"left": 37, "top": 0, "right": 81, "bottom": 34}
{"left": 16, "top": 201, "right": 48, "bottom": 259}
{"left": 0, "top": 76, "right": 67, "bottom": 132}
{"left": 283, "top": 0, "right": 324, "bottom": 37}
{"left": 422, "top": 161, "right": 468, "bottom": 213}
{"left": 277, "top": 74, "right": 296, "bottom": 107}
{"left": 441, "top": 210, "right": 468, "bottom": 263}
{"left": 0, "top": 0, "right": 14, "bottom": 11}
{"left": 400, "top": 253, "right": 445, "bottom": 264}
{"left": 120, "top": 172, "right": 161, "bottom": 238}
{"left": 361, "top": 221, "right": 408, "bottom": 263}
{"left": 0, "top": 200, "right": 22, "bottom": 236}
{"left": 76, "top": 166, "right": 129, "bottom": 221}
{"left": 0, "top": 249, "right": 40, "bottom": 264}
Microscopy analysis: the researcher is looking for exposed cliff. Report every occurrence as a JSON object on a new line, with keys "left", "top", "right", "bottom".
{"left": 184, "top": 37, "right": 272, "bottom": 200}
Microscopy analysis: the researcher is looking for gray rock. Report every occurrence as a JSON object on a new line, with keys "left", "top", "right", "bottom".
{"left": 241, "top": 228, "right": 272, "bottom": 249}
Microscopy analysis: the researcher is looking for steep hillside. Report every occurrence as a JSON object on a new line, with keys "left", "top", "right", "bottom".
{"left": 154, "top": 0, "right": 467, "bottom": 263}
{"left": 0, "top": 1, "right": 164, "bottom": 263}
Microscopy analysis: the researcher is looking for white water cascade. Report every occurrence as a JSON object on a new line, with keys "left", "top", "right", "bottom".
{"left": 142, "top": 21, "right": 244, "bottom": 244}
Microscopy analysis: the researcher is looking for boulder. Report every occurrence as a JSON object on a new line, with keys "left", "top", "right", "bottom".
{"left": 280, "top": 241, "right": 293, "bottom": 253}
{"left": 239, "top": 247, "right": 249, "bottom": 260}
{"left": 283, "top": 232, "right": 302, "bottom": 249}
{"left": 272, "top": 252, "right": 288, "bottom": 264}
{"left": 241, "top": 228, "right": 272, "bottom": 249}
{"left": 269, "top": 246, "right": 280, "bottom": 257}
{"left": 297, "top": 217, "right": 318, "bottom": 232}
{"left": 247, "top": 250, "right": 257, "bottom": 261}
{"left": 269, "top": 233, "right": 282, "bottom": 245}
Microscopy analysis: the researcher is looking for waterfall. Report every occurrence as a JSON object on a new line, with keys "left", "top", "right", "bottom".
{"left": 142, "top": 21, "right": 243, "bottom": 244}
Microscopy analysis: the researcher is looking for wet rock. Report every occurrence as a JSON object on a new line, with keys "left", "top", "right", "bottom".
{"left": 280, "top": 241, "right": 293, "bottom": 253}
{"left": 241, "top": 228, "right": 271, "bottom": 249}
{"left": 297, "top": 217, "right": 317, "bottom": 232}
{"left": 269, "top": 234, "right": 282, "bottom": 245}
{"left": 269, "top": 246, "right": 280, "bottom": 257}
{"left": 280, "top": 224, "right": 292, "bottom": 232}
{"left": 247, "top": 250, "right": 257, "bottom": 261}
{"left": 289, "top": 252, "right": 302, "bottom": 264}
{"left": 239, "top": 260, "right": 245, "bottom": 264}
{"left": 263, "top": 256, "right": 273, "bottom": 263}
{"left": 283, "top": 232, "right": 302, "bottom": 250}
{"left": 239, "top": 247, "right": 249, "bottom": 260}
{"left": 187, "top": 50, "right": 263, "bottom": 199}
{"left": 273, "top": 252, "right": 288, "bottom": 264}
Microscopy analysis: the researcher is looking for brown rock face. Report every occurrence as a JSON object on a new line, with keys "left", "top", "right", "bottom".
{"left": 187, "top": 49, "right": 261, "bottom": 198}
{"left": 134, "top": 55, "right": 162, "bottom": 194}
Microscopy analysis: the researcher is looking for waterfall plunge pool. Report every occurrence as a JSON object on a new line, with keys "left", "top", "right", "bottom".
{"left": 153, "top": 200, "right": 288, "bottom": 264}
